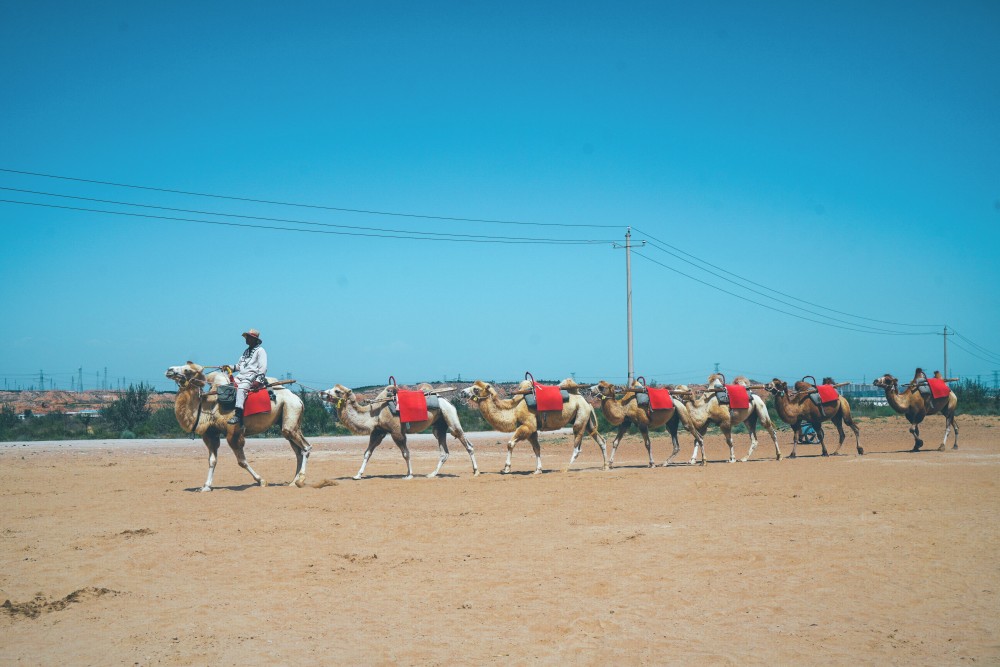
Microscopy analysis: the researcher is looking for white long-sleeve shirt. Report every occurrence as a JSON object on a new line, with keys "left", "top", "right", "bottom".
{"left": 234, "top": 345, "right": 268, "bottom": 383}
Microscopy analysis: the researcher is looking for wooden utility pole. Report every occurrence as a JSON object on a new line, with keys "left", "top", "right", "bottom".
{"left": 625, "top": 227, "right": 634, "bottom": 385}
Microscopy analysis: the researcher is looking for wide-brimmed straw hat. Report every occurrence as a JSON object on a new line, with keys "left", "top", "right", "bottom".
{"left": 242, "top": 328, "right": 262, "bottom": 343}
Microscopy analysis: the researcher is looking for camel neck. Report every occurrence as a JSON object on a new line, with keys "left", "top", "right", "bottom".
{"left": 600, "top": 396, "right": 626, "bottom": 425}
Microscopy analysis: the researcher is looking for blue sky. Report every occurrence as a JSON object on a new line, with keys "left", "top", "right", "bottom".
{"left": 1, "top": 1, "right": 999, "bottom": 391}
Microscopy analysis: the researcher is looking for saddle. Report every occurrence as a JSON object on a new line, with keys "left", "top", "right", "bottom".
{"left": 388, "top": 393, "right": 440, "bottom": 420}
{"left": 243, "top": 388, "right": 273, "bottom": 417}
{"left": 522, "top": 372, "right": 570, "bottom": 412}
{"left": 714, "top": 384, "right": 750, "bottom": 409}
{"left": 810, "top": 384, "right": 840, "bottom": 406}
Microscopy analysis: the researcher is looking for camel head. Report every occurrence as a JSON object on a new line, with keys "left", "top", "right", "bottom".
{"left": 589, "top": 380, "right": 618, "bottom": 401}
{"left": 872, "top": 373, "right": 898, "bottom": 391}
{"left": 165, "top": 361, "right": 207, "bottom": 389}
{"left": 822, "top": 377, "right": 836, "bottom": 385}
{"left": 321, "top": 384, "right": 355, "bottom": 408}
{"left": 912, "top": 367, "right": 928, "bottom": 383}
{"left": 707, "top": 373, "right": 725, "bottom": 388}
{"left": 461, "top": 380, "right": 496, "bottom": 404}
{"left": 764, "top": 378, "right": 788, "bottom": 395}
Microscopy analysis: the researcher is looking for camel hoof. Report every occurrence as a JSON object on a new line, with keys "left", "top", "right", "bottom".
{"left": 199, "top": 486, "right": 212, "bottom": 492}
{"left": 821, "top": 452, "right": 829, "bottom": 457}
{"left": 403, "top": 475, "right": 413, "bottom": 480}
{"left": 937, "top": 444, "right": 946, "bottom": 452}
{"left": 648, "top": 462, "right": 655, "bottom": 468}
{"left": 952, "top": 444, "right": 958, "bottom": 450}
{"left": 258, "top": 479, "right": 268, "bottom": 487}
{"left": 501, "top": 468, "right": 511, "bottom": 475}
{"left": 740, "top": 457, "right": 749, "bottom": 463}
{"left": 352, "top": 474, "right": 363, "bottom": 481}
{"left": 603, "top": 464, "right": 609, "bottom": 471}
{"left": 426, "top": 473, "right": 437, "bottom": 478}
{"left": 788, "top": 452, "right": 797, "bottom": 459}
{"left": 473, "top": 470, "right": 481, "bottom": 477}
{"left": 858, "top": 448, "right": 864, "bottom": 455}
{"left": 292, "top": 478, "right": 305, "bottom": 488}
{"left": 532, "top": 469, "right": 542, "bottom": 475}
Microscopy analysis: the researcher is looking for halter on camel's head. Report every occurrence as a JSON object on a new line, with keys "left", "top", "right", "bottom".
{"left": 321, "top": 384, "right": 356, "bottom": 409}
{"left": 707, "top": 372, "right": 726, "bottom": 388}
{"left": 461, "top": 380, "right": 495, "bottom": 403}
{"left": 764, "top": 378, "right": 788, "bottom": 395}
{"left": 872, "top": 373, "right": 898, "bottom": 390}
{"left": 589, "top": 380, "right": 619, "bottom": 400}
{"left": 165, "top": 361, "right": 208, "bottom": 389}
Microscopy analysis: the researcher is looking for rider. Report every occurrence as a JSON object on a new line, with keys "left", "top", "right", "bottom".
{"left": 226, "top": 328, "right": 267, "bottom": 426}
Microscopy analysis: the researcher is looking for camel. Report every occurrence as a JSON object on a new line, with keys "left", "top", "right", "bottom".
{"left": 872, "top": 368, "right": 958, "bottom": 451}
{"left": 673, "top": 373, "right": 781, "bottom": 464}
{"left": 589, "top": 379, "right": 702, "bottom": 467}
{"left": 323, "top": 383, "right": 479, "bottom": 479}
{"left": 764, "top": 377, "right": 863, "bottom": 458}
{"left": 460, "top": 379, "right": 608, "bottom": 474}
{"left": 165, "top": 361, "right": 311, "bottom": 491}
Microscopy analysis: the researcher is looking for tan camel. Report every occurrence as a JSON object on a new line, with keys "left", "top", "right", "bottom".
{"left": 461, "top": 379, "right": 608, "bottom": 474}
{"left": 764, "top": 377, "right": 862, "bottom": 458}
{"left": 589, "top": 379, "right": 702, "bottom": 467}
{"left": 165, "top": 361, "right": 311, "bottom": 491}
{"left": 872, "top": 368, "right": 958, "bottom": 451}
{"left": 324, "top": 383, "right": 479, "bottom": 479}
{"left": 673, "top": 373, "right": 781, "bottom": 464}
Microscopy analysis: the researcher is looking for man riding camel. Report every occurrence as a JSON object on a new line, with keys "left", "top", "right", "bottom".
{"left": 225, "top": 328, "right": 267, "bottom": 426}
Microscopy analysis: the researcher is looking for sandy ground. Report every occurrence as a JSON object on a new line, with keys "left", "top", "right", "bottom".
{"left": 1, "top": 415, "right": 998, "bottom": 665}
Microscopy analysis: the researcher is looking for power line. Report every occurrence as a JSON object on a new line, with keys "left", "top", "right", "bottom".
{"left": 950, "top": 330, "right": 1000, "bottom": 362}
{"left": 0, "top": 167, "right": 618, "bottom": 229}
{"left": 639, "top": 238, "right": 926, "bottom": 335}
{"left": 634, "top": 227, "right": 943, "bottom": 329}
{"left": 0, "top": 187, "right": 616, "bottom": 243}
{"left": 0, "top": 199, "right": 614, "bottom": 245}
{"left": 949, "top": 339, "right": 1000, "bottom": 366}
{"left": 631, "top": 249, "right": 933, "bottom": 336}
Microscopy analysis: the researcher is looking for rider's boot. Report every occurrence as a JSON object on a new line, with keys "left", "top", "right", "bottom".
{"left": 227, "top": 408, "right": 244, "bottom": 426}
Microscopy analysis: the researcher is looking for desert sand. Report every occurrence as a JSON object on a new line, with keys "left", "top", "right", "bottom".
{"left": 1, "top": 415, "right": 998, "bottom": 665}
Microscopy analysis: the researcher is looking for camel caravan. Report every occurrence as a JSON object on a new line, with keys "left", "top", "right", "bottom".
{"left": 165, "top": 360, "right": 961, "bottom": 488}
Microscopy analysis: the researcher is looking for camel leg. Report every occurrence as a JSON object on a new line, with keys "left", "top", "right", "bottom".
{"left": 354, "top": 430, "right": 388, "bottom": 480}
{"left": 283, "top": 426, "right": 311, "bottom": 488}
{"left": 503, "top": 426, "right": 532, "bottom": 474}
{"left": 228, "top": 431, "right": 266, "bottom": 487}
{"left": 815, "top": 421, "right": 829, "bottom": 457}
{"left": 741, "top": 413, "right": 760, "bottom": 462}
{"left": 949, "top": 413, "right": 959, "bottom": 450}
{"left": 722, "top": 426, "right": 736, "bottom": 463}
{"left": 689, "top": 430, "right": 705, "bottom": 465}
{"left": 608, "top": 422, "right": 630, "bottom": 468}
{"left": 590, "top": 416, "right": 609, "bottom": 471}
{"left": 662, "top": 417, "right": 681, "bottom": 466}
{"left": 639, "top": 425, "right": 654, "bottom": 468}
{"left": 200, "top": 432, "right": 221, "bottom": 492}
{"left": 788, "top": 423, "right": 800, "bottom": 459}
{"left": 390, "top": 431, "right": 413, "bottom": 479}
{"left": 939, "top": 413, "right": 956, "bottom": 451}
{"left": 427, "top": 421, "right": 450, "bottom": 478}
{"left": 829, "top": 415, "right": 847, "bottom": 456}
{"left": 758, "top": 411, "right": 782, "bottom": 461}
{"left": 910, "top": 422, "right": 924, "bottom": 451}
{"left": 530, "top": 432, "right": 544, "bottom": 474}
{"left": 450, "top": 428, "right": 479, "bottom": 476}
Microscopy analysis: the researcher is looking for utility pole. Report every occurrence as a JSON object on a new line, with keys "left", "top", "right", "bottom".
{"left": 943, "top": 325, "right": 949, "bottom": 378}
{"left": 625, "top": 227, "right": 634, "bottom": 385}
{"left": 714, "top": 362, "right": 720, "bottom": 374}
{"left": 993, "top": 370, "right": 999, "bottom": 390}
{"left": 78, "top": 367, "right": 83, "bottom": 392}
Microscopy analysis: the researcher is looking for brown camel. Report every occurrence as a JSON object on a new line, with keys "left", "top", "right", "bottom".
{"left": 673, "top": 373, "right": 781, "bottom": 464}
{"left": 764, "top": 377, "right": 862, "bottom": 458}
{"left": 324, "top": 383, "right": 479, "bottom": 479}
{"left": 872, "top": 368, "right": 958, "bottom": 451}
{"left": 165, "top": 361, "right": 312, "bottom": 491}
{"left": 461, "top": 379, "right": 608, "bottom": 474}
{"left": 589, "top": 379, "right": 702, "bottom": 467}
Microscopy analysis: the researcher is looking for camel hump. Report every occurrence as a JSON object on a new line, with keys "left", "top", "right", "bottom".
{"left": 793, "top": 380, "right": 814, "bottom": 392}
{"left": 822, "top": 377, "right": 836, "bottom": 385}
{"left": 415, "top": 382, "right": 434, "bottom": 392}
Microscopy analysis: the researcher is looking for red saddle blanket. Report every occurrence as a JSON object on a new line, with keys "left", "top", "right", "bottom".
{"left": 533, "top": 383, "right": 564, "bottom": 412}
{"left": 726, "top": 385, "right": 751, "bottom": 409}
{"left": 647, "top": 387, "right": 674, "bottom": 410}
{"left": 927, "top": 378, "right": 950, "bottom": 400}
{"left": 397, "top": 390, "right": 428, "bottom": 423}
{"left": 244, "top": 389, "right": 272, "bottom": 417}
{"left": 816, "top": 385, "right": 840, "bottom": 403}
